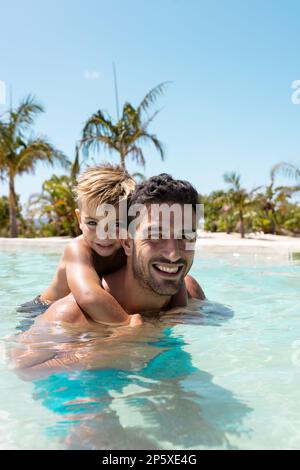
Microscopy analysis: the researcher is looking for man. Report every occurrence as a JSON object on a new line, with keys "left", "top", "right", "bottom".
{"left": 13, "top": 174, "right": 205, "bottom": 377}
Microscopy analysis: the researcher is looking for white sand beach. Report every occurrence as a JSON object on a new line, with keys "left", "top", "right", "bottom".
{"left": 195, "top": 232, "right": 300, "bottom": 260}
{"left": 1, "top": 233, "right": 300, "bottom": 258}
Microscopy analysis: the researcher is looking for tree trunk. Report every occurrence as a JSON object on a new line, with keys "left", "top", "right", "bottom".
{"left": 119, "top": 147, "right": 126, "bottom": 170}
{"left": 120, "top": 154, "right": 126, "bottom": 170}
{"left": 9, "top": 174, "right": 18, "bottom": 238}
{"left": 239, "top": 210, "right": 245, "bottom": 239}
{"left": 270, "top": 211, "right": 276, "bottom": 235}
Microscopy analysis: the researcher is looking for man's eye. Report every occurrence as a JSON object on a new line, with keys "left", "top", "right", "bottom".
{"left": 87, "top": 221, "right": 97, "bottom": 226}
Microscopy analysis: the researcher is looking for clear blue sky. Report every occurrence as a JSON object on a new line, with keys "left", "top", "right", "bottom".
{"left": 1, "top": 0, "right": 300, "bottom": 204}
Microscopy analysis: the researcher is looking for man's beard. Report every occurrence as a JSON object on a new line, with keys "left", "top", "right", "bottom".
{"left": 131, "top": 243, "right": 185, "bottom": 296}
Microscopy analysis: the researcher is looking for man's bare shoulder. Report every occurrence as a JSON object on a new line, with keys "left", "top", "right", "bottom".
{"left": 185, "top": 274, "right": 206, "bottom": 300}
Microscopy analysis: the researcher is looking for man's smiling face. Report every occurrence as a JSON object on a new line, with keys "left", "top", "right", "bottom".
{"left": 126, "top": 202, "right": 197, "bottom": 296}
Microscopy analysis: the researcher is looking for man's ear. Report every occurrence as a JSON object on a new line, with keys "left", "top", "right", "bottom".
{"left": 120, "top": 234, "right": 133, "bottom": 256}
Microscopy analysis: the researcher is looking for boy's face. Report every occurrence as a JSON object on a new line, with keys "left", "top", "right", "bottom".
{"left": 76, "top": 202, "right": 122, "bottom": 257}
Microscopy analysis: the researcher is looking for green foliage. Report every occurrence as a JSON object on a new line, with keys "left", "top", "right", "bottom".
{"left": 201, "top": 170, "right": 300, "bottom": 238}
{"left": 0, "top": 195, "right": 36, "bottom": 237}
{"left": 27, "top": 175, "right": 80, "bottom": 237}
{"left": 282, "top": 204, "right": 300, "bottom": 234}
{"left": 0, "top": 196, "right": 10, "bottom": 236}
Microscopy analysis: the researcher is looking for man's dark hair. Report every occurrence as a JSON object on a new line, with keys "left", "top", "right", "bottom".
{"left": 129, "top": 173, "right": 199, "bottom": 210}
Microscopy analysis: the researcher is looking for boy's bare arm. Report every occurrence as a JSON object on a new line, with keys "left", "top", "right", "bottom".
{"left": 64, "top": 243, "right": 140, "bottom": 326}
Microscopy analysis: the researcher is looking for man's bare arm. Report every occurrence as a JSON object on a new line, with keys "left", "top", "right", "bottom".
{"left": 170, "top": 274, "right": 206, "bottom": 308}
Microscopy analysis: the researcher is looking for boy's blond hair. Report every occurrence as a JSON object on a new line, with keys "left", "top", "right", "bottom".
{"left": 75, "top": 163, "right": 136, "bottom": 210}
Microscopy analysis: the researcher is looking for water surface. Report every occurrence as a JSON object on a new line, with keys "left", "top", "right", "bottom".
{"left": 0, "top": 247, "right": 299, "bottom": 449}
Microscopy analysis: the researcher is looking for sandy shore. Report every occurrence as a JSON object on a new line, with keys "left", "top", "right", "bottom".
{"left": 1, "top": 233, "right": 300, "bottom": 258}
{"left": 195, "top": 232, "right": 300, "bottom": 259}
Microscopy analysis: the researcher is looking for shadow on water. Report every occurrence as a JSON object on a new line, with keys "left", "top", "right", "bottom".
{"left": 29, "top": 303, "right": 251, "bottom": 450}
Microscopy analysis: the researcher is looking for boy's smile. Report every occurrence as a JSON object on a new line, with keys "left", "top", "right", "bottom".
{"left": 76, "top": 204, "right": 122, "bottom": 257}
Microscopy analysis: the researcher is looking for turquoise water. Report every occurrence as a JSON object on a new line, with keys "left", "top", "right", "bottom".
{"left": 0, "top": 247, "right": 300, "bottom": 450}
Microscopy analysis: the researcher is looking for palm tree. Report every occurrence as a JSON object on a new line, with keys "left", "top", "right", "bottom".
{"left": 273, "top": 162, "right": 300, "bottom": 182}
{"left": 252, "top": 166, "right": 298, "bottom": 234}
{"left": 81, "top": 82, "right": 168, "bottom": 169}
{"left": 208, "top": 189, "right": 237, "bottom": 234}
{"left": 0, "top": 95, "right": 68, "bottom": 237}
{"left": 70, "top": 144, "right": 81, "bottom": 184}
{"left": 223, "top": 172, "right": 254, "bottom": 238}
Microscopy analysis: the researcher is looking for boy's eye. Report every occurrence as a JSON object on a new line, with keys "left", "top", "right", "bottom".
{"left": 87, "top": 221, "right": 97, "bottom": 226}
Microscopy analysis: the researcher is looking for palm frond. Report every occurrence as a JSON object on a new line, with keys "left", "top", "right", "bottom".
{"left": 15, "top": 138, "right": 69, "bottom": 175}
{"left": 223, "top": 172, "right": 241, "bottom": 189}
{"left": 129, "top": 146, "right": 146, "bottom": 168}
{"left": 142, "top": 109, "right": 161, "bottom": 130}
{"left": 249, "top": 185, "right": 263, "bottom": 196}
{"left": 70, "top": 144, "right": 81, "bottom": 182}
{"left": 132, "top": 172, "right": 146, "bottom": 182}
{"left": 272, "top": 162, "right": 300, "bottom": 181}
{"left": 136, "top": 82, "right": 170, "bottom": 115}
{"left": 141, "top": 132, "right": 165, "bottom": 161}
{"left": 81, "top": 110, "right": 117, "bottom": 158}
{"left": 12, "top": 95, "right": 44, "bottom": 135}
{"left": 275, "top": 185, "right": 300, "bottom": 195}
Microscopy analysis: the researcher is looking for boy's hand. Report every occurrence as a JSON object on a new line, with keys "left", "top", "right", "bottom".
{"left": 129, "top": 313, "right": 143, "bottom": 327}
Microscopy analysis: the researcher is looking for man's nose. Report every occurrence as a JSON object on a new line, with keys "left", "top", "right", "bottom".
{"left": 160, "top": 238, "right": 181, "bottom": 262}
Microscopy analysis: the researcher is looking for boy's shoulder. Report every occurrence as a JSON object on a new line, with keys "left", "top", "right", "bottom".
{"left": 66, "top": 235, "right": 88, "bottom": 250}
{"left": 64, "top": 237, "right": 126, "bottom": 275}
{"left": 63, "top": 235, "right": 91, "bottom": 259}
{"left": 69, "top": 234, "right": 85, "bottom": 246}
